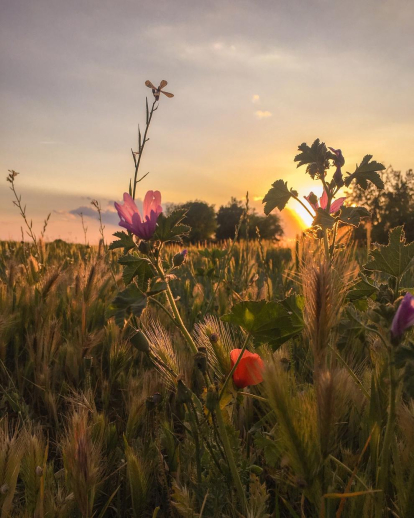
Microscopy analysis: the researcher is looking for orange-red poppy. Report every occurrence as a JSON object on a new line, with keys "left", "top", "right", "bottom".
{"left": 230, "top": 349, "right": 264, "bottom": 389}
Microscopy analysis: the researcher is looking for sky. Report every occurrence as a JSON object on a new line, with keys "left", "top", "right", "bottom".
{"left": 1, "top": 0, "right": 413, "bottom": 243}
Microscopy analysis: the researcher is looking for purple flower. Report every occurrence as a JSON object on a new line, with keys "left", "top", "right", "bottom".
{"left": 328, "top": 147, "right": 345, "bottom": 187}
{"left": 115, "top": 191, "right": 162, "bottom": 240}
{"left": 391, "top": 292, "right": 414, "bottom": 339}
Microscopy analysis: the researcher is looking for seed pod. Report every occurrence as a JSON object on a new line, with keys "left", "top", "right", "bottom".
{"left": 152, "top": 392, "right": 162, "bottom": 405}
{"left": 209, "top": 333, "right": 219, "bottom": 343}
{"left": 194, "top": 351, "right": 207, "bottom": 373}
{"left": 131, "top": 330, "right": 150, "bottom": 354}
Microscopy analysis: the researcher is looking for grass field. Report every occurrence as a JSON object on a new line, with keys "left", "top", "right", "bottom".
{"left": 1, "top": 227, "right": 414, "bottom": 517}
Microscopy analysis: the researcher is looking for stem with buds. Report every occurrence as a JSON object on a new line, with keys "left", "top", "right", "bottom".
{"left": 131, "top": 98, "right": 158, "bottom": 200}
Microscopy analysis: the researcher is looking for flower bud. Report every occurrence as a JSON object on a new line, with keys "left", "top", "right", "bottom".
{"left": 209, "top": 333, "right": 219, "bottom": 343}
{"left": 138, "top": 240, "right": 151, "bottom": 255}
{"left": 176, "top": 378, "right": 191, "bottom": 404}
{"left": 194, "top": 350, "right": 207, "bottom": 373}
{"left": 130, "top": 330, "right": 150, "bottom": 354}
{"left": 173, "top": 250, "right": 188, "bottom": 267}
{"left": 152, "top": 392, "right": 162, "bottom": 405}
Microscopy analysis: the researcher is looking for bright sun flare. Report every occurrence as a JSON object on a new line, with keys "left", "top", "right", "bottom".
{"left": 294, "top": 203, "right": 314, "bottom": 229}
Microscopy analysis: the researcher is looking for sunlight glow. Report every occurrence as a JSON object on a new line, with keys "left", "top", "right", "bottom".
{"left": 293, "top": 203, "right": 314, "bottom": 228}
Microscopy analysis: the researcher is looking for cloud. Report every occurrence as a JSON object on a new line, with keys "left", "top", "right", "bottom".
{"left": 252, "top": 94, "right": 260, "bottom": 103}
{"left": 68, "top": 206, "right": 120, "bottom": 225}
{"left": 255, "top": 110, "right": 272, "bottom": 119}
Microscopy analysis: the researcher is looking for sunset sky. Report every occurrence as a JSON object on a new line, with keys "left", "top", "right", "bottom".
{"left": 1, "top": 0, "right": 413, "bottom": 243}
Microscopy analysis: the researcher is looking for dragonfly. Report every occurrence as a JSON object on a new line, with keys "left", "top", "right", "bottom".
{"left": 145, "top": 80, "right": 174, "bottom": 101}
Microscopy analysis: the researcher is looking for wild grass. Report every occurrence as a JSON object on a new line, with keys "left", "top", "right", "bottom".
{"left": 0, "top": 229, "right": 413, "bottom": 517}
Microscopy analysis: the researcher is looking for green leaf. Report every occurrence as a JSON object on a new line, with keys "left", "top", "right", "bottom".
{"left": 262, "top": 180, "right": 296, "bottom": 215}
{"left": 153, "top": 209, "right": 190, "bottom": 243}
{"left": 118, "top": 254, "right": 154, "bottom": 288}
{"left": 294, "top": 139, "right": 332, "bottom": 178}
{"left": 313, "top": 208, "right": 336, "bottom": 230}
{"left": 364, "top": 226, "right": 414, "bottom": 278}
{"left": 344, "top": 155, "right": 385, "bottom": 190}
{"left": 339, "top": 206, "right": 370, "bottom": 227}
{"left": 347, "top": 275, "right": 378, "bottom": 301}
{"left": 221, "top": 300, "right": 299, "bottom": 349}
{"left": 106, "top": 284, "right": 147, "bottom": 327}
{"left": 109, "top": 231, "right": 135, "bottom": 253}
{"left": 395, "top": 341, "right": 414, "bottom": 368}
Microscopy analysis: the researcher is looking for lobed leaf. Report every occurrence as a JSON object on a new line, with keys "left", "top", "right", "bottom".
{"left": 262, "top": 180, "right": 296, "bottom": 215}
{"left": 364, "top": 226, "right": 414, "bottom": 278}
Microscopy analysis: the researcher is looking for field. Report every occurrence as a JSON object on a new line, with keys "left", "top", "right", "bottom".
{"left": 1, "top": 221, "right": 414, "bottom": 518}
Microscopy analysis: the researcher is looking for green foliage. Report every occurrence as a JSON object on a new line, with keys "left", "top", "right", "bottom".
{"left": 262, "top": 180, "right": 296, "bottom": 214}
{"left": 167, "top": 201, "right": 217, "bottom": 242}
{"left": 339, "top": 206, "right": 370, "bottom": 227}
{"left": 221, "top": 298, "right": 302, "bottom": 348}
{"left": 348, "top": 168, "right": 414, "bottom": 244}
{"left": 108, "top": 230, "right": 135, "bottom": 252}
{"left": 313, "top": 208, "right": 336, "bottom": 230}
{"left": 153, "top": 208, "right": 191, "bottom": 243}
{"left": 294, "top": 139, "right": 335, "bottom": 178}
{"left": 118, "top": 253, "right": 154, "bottom": 287}
{"left": 344, "top": 155, "right": 385, "bottom": 190}
{"left": 106, "top": 284, "right": 148, "bottom": 326}
{"left": 217, "top": 197, "right": 283, "bottom": 240}
{"left": 364, "top": 226, "right": 414, "bottom": 278}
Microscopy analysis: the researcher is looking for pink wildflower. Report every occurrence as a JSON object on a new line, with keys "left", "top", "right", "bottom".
{"left": 115, "top": 191, "right": 162, "bottom": 240}
{"left": 305, "top": 190, "right": 346, "bottom": 214}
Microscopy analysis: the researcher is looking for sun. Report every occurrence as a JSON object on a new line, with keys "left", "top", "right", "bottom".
{"left": 293, "top": 203, "right": 314, "bottom": 229}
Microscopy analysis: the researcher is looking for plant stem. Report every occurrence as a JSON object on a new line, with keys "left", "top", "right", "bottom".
{"left": 290, "top": 192, "right": 315, "bottom": 219}
{"left": 219, "top": 333, "right": 250, "bottom": 401}
{"left": 376, "top": 348, "right": 396, "bottom": 516}
{"left": 154, "top": 258, "right": 198, "bottom": 355}
{"left": 322, "top": 230, "right": 330, "bottom": 260}
{"left": 132, "top": 99, "right": 158, "bottom": 199}
{"left": 215, "top": 400, "right": 247, "bottom": 513}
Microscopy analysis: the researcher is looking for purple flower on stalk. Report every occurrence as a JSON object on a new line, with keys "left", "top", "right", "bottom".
{"left": 391, "top": 292, "right": 414, "bottom": 339}
{"left": 115, "top": 191, "right": 162, "bottom": 240}
{"left": 304, "top": 190, "right": 346, "bottom": 214}
{"left": 328, "top": 147, "right": 345, "bottom": 187}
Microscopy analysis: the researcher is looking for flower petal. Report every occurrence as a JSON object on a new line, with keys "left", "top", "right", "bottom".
{"left": 319, "top": 190, "right": 328, "bottom": 210}
{"left": 329, "top": 197, "right": 346, "bottom": 214}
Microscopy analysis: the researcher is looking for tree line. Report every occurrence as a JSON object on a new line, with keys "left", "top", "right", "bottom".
{"left": 166, "top": 197, "right": 284, "bottom": 243}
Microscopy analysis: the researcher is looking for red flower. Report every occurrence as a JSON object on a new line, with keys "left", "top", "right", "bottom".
{"left": 230, "top": 349, "right": 265, "bottom": 388}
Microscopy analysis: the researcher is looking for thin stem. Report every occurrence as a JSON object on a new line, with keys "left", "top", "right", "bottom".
{"left": 185, "top": 403, "right": 202, "bottom": 490}
{"left": 239, "top": 391, "right": 267, "bottom": 403}
{"left": 328, "top": 345, "right": 370, "bottom": 400}
{"left": 376, "top": 348, "right": 396, "bottom": 516}
{"left": 290, "top": 191, "right": 315, "bottom": 219}
{"left": 322, "top": 230, "right": 330, "bottom": 260}
{"left": 132, "top": 99, "right": 158, "bottom": 199}
{"left": 154, "top": 257, "right": 198, "bottom": 354}
{"left": 148, "top": 296, "right": 180, "bottom": 329}
{"left": 219, "top": 333, "right": 250, "bottom": 401}
{"left": 8, "top": 172, "right": 39, "bottom": 256}
{"left": 215, "top": 400, "right": 247, "bottom": 513}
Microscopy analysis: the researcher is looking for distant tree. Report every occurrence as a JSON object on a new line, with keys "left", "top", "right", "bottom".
{"left": 216, "top": 198, "right": 283, "bottom": 241}
{"left": 216, "top": 198, "right": 244, "bottom": 241}
{"left": 166, "top": 200, "right": 217, "bottom": 243}
{"left": 348, "top": 167, "right": 414, "bottom": 243}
